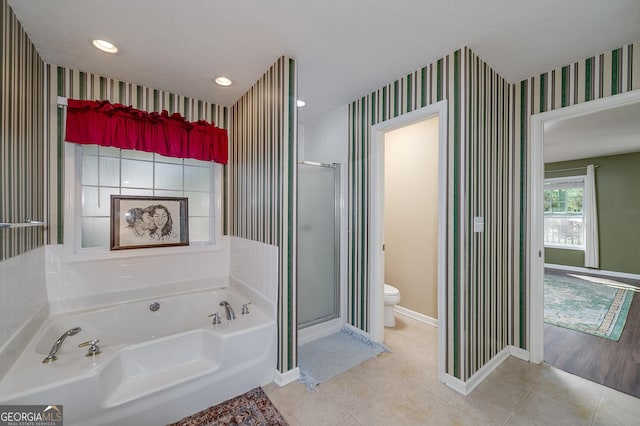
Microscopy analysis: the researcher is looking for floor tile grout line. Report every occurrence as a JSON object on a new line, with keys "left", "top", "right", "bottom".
{"left": 501, "top": 367, "right": 543, "bottom": 425}
{"left": 589, "top": 386, "right": 606, "bottom": 426}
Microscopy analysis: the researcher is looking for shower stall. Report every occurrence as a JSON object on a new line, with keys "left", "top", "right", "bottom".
{"left": 297, "top": 161, "right": 340, "bottom": 329}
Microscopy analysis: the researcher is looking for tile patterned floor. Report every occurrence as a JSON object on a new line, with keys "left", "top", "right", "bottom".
{"left": 263, "top": 315, "right": 640, "bottom": 425}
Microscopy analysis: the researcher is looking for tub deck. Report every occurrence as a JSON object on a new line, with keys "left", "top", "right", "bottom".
{"left": 0, "top": 286, "right": 276, "bottom": 425}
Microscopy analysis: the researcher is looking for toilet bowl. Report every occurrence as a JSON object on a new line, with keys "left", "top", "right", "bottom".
{"left": 384, "top": 284, "right": 401, "bottom": 327}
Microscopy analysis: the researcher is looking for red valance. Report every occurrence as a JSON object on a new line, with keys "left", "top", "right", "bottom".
{"left": 64, "top": 99, "right": 228, "bottom": 164}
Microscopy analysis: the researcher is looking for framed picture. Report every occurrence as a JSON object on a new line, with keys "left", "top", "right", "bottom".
{"left": 110, "top": 195, "right": 189, "bottom": 250}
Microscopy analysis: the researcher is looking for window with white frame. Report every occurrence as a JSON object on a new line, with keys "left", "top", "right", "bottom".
{"left": 543, "top": 176, "right": 585, "bottom": 249}
{"left": 79, "top": 145, "right": 215, "bottom": 249}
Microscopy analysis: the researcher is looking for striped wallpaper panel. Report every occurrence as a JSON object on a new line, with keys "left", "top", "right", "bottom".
{"left": 44, "top": 65, "right": 228, "bottom": 244}
{"left": 0, "top": 0, "right": 44, "bottom": 261}
{"left": 228, "top": 57, "right": 298, "bottom": 373}
{"left": 348, "top": 50, "right": 464, "bottom": 377}
{"left": 348, "top": 48, "right": 519, "bottom": 380}
{"left": 521, "top": 43, "right": 639, "bottom": 115}
{"left": 514, "top": 41, "right": 639, "bottom": 350}
{"left": 464, "top": 50, "right": 517, "bottom": 378}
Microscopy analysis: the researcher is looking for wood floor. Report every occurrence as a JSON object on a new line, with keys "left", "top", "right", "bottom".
{"left": 544, "top": 271, "right": 640, "bottom": 398}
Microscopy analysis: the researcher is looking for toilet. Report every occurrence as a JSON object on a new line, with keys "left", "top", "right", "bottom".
{"left": 384, "top": 284, "right": 401, "bottom": 327}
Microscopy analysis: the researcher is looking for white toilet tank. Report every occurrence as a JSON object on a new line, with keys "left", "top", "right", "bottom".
{"left": 384, "top": 284, "right": 400, "bottom": 296}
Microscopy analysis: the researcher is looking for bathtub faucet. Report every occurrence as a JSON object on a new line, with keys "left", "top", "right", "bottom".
{"left": 42, "top": 327, "right": 82, "bottom": 363}
{"left": 219, "top": 301, "right": 236, "bottom": 321}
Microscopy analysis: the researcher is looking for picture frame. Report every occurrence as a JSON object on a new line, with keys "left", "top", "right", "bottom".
{"left": 110, "top": 195, "right": 189, "bottom": 250}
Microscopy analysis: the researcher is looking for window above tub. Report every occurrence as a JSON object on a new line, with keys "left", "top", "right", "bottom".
{"left": 64, "top": 144, "right": 223, "bottom": 259}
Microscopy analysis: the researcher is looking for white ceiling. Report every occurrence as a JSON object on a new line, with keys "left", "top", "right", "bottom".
{"left": 8, "top": 0, "right": 640, "bottom": 124}
{"left": 544, "top": 102, "right": 640, "bottom": 163}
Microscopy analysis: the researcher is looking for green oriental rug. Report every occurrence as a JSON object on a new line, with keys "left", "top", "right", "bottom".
{"left": 544, "top": 270, "right": 635, "bottom": 341}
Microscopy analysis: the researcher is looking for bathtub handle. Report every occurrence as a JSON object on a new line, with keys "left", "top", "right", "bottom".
{"left": 208, "top": 312, "right": 222, "bottom": 325}
{"left": 78, "top": 339, "right": 102, "bottom": 357}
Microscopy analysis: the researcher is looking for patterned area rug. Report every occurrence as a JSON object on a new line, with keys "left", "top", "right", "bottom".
{"left": 169, "top": 387, "right": 288, "bottom": 426}
{"left": 544, "top": 270, "right": 636, "bottom": 341}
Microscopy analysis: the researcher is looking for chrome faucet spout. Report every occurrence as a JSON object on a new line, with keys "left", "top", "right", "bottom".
{"left": 219, "top": 301, "right": 236, "bottom": 320}
{"left": 42, "top": 327, "right": 81, "bottom": 363}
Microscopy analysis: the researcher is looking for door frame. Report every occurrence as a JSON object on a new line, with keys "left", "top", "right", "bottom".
{"left": 528, "top": 89, "right": 640, "bottom": 363}
{"left": 369, "top": 100, "right": 448, "bottom": 382}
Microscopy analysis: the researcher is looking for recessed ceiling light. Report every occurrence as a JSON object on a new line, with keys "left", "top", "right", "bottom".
{"left": 215, "top": 76, "right": 232, "bottom": 87}
{"left": 92, "top": 39, "right": 118, "bottom": 54}
{"left": 296, "top": 100, "right": 306, "bottom": 107}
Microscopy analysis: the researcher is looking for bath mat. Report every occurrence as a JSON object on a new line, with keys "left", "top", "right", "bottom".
{"left": 298, "top": 327, "right": 390, "bottom": 389}
{"left": 169, "top": 387, "right": 287, "bottom": 426}
{"left": 544, "top": 270, "right": 636, "bottom": 341}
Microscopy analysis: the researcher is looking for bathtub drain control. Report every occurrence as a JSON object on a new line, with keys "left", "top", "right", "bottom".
{"left": 149, "top": 302, "right": 160, "bottom": 312}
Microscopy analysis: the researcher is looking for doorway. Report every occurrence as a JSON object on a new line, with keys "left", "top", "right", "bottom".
{"left": 383, "top": 118, "right": 439, "bottom": 324}
{"left": 528, "top": 90, "right": 640, "bottom": 396}
{"left": 369, "top": 101, "right": 448, "bottom": 383}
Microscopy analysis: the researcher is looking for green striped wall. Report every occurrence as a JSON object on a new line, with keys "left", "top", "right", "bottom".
{"left": 518, "top": 43, "right": 639, "bottom": 116}
{"left": 515, "top": 41, "right": 640, "bottom": 348}
{"left": 0, "top": 0, "right": 44, "bottom": 261}
{"left": 44, "top": 65, "right": 228, "bottom": 244}
{"left": 348, "top": 48, "right": 518, "bottom": 380}
{"left": 228, "top": 57, "right": 298, "bottom": 373}
{"left": 465, "top": 50, "right": 517, "bottom": 377}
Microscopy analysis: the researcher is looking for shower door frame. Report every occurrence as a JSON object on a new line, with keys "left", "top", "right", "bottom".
{"left": 297, "top": 160, "right": 341, "bottom": 329}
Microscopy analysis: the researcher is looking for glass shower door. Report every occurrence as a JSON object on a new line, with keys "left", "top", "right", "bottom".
{"left": 297, "top": 162, "right": 339, "bottom": 328}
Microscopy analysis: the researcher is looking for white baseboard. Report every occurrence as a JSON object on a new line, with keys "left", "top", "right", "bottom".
{"left": 443, "top": 373, "right": 467, "bottom": 395}
{"left": 463, "top": 346, "right": 511, "bottom": 395}
{"left": 443, "top": 346, "right": 511, "bottom": 396}
{"left": 509, "top": 345, "right": 530, "bottom": 361}
{"left": 273, "top": 367, "right": 300, "bottom": 387}
{"left": 545, "top": 264, "right": 640, "bottom": 281}
{"left": 442, "top": 346, "right": 532, "bottom": 396}
{"left": 394, "top": 305, "right": 438, "bottom": 327}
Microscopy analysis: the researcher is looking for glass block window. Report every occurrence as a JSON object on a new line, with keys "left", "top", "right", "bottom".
{"left": 80, "top": 146, "right": 213, "bottom": 248}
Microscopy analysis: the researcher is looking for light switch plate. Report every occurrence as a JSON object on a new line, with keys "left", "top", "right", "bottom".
{"left": 473, "top": 216, "right": 484, "bottom": 233}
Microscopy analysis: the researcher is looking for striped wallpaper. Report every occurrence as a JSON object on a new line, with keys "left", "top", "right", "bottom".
{"left": 464, "top": 50, "right": 517, "bottom": 379}
{"left": 349, "top": 42, "right": 639, "bottom": 381}
{"left": 0, "top": 0, "right": 44, "bottom": 261}
{"left": 228, "top": 57, "right": 298, "bottom": 373}
{"left": 4, "top": 0, "right": 637, "bottom": 383}
{"left": 514, "top": 41, "right": 640, "bottom": 350}
{"left": 348, "top": 48, "right": 519, "bottom": 381}
{"left": 44, "top": 65, "right": 228, "bottom": 244}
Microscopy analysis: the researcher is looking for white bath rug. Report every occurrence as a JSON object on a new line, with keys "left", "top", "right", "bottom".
{"left": 297, "top": 327, "right": 389, "bottom": 389}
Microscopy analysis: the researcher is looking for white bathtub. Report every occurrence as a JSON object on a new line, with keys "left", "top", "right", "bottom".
{"left": 0, "top": 284, "right": 276, "bottom": 425}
